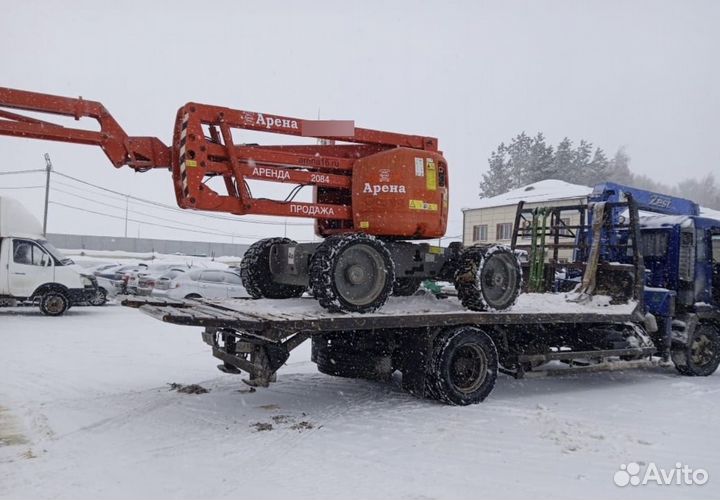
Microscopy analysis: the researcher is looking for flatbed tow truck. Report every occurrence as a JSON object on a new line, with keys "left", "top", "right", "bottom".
{"left": 1, "top": 87, "right": 716, "bottom": 405}
{"left": 121, "top": 193, "right": 708, "bottom": 406}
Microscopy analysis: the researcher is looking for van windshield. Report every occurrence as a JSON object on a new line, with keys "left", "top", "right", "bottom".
{"left": 40, "top": 240, "right": 74, "bottom": 265}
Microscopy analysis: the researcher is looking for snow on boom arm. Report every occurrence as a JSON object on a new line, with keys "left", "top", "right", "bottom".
{"left": 0, "top": 87, "right": 445, "bottom": 239}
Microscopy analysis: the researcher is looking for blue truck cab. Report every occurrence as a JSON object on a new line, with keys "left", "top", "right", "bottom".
{"left": 586, "top": 182, "right": 720, "bottom": 373}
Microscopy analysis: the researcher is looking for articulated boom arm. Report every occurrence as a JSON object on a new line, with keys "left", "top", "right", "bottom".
{"left": 0, "top": 87, "right": 440, "bottom": 235}
{"left": 0, "top": 87, "right": 171, "bottom": 170}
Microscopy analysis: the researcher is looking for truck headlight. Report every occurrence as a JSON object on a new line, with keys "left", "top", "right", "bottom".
{"left": 81, "top": 276, "right": 94, "bottom": 287}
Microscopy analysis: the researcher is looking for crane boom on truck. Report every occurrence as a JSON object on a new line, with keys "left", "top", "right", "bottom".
{"left": 0, "top": 86, "right": 522, "bottom": 314}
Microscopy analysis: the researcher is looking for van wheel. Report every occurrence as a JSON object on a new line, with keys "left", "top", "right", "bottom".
{"left": 40, "top": 292, "right": 69, "bottom": 316}
{"left": 184, "top": 293, "right": 202, "bottom": 300}
{"left": 672, "top": 323, "right": 720, "bottom": 376}
{"left": 89, "top": 288, "right": 107, "bottom": 306}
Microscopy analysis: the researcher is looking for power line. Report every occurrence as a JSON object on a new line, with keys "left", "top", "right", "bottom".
{"left": 51, "top": 170, "right": 313, "bottom": 226}
{"left": 50, "top": 186, "right": 261, "bottom": 238}
{"left": 48, "top": 201, "right": 265, "bottom": 241}
{"left": 0, "top": 168, "right": 45, "bottom": 176}
{"left": 50, "top": 175, "right": 309, "bottom": 235}
{"left": 0, "top": 185, "right": 45, "bottom": 189}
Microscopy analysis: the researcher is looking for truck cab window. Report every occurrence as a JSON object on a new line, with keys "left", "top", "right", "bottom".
{"left": 13, "top": 240, "right": 50, "bottom": 267}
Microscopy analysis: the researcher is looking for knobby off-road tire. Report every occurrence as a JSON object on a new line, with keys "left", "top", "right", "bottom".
{"left": 39, "top": 291, "right": 69, "bottom": 316}
{"left": 454, "top": 245, "right": 521, "bottom": 311}
{"left": 240, "top": 237, "right": 306, "bottom": 299}
{"left": 309, "top": 234, "right": 395, "bottom": 313}
{"left": 671, "top": 323, "right": 720, "bottom": 376}
{"left": 425, "top": 326, "right": 498, "bottom": 405}
{"left": 392, "top": 277, "right": 423, "bottom": 296}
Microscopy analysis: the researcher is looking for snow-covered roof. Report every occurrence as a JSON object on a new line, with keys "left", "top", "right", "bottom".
{"left": 465, "top": 180, "right": 720, "bottom": 221}
{"left": 700, "top": 206, "right": 720, "bottom": 221}
{"left": 639, "top": 214, "right": 693, "bottom": 229}
{"left": 465, "top": 180, "right": 591, "bottom": 211}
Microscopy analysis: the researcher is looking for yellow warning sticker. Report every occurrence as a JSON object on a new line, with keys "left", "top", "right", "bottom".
{"left": 186, "top": 159, "right": 198, "bottom": 168}
{"left": 359, "top": 221, "right": 369, "bottom": 229}
{"left": 409, "top": 200, "right": 438, "bottom": 211}
{"left": 429, "top": 246, "right": 443, "bottom": 254}
{"left": 426, "top": 159, "right": 437, "bottom": 191}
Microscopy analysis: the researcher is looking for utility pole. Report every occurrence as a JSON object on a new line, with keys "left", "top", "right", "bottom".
{"left": 42, "top": 153, "right": 52, "bottom": 236}
{"left": 124, "top": 195, "right": 129, "bottom": 238}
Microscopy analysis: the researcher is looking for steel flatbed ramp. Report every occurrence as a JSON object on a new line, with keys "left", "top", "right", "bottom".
{"left": 122, "top": 294, "right": 641, "bottom": 339}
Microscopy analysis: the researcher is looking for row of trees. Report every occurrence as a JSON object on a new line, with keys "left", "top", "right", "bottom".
{"left": 479, "top": 132, "right": 720, "bottom": 209}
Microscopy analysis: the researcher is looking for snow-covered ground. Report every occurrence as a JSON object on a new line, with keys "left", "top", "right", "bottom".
{"left": 1, "top": 304, "right": 719, "bottom": 499}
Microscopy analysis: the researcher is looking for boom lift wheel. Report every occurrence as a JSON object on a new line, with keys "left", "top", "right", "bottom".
{"left": 240, "top": 238, "right": 306, "bottom": 299}
{"left": 671, "top": 323, "right": 720, "bottom": 376}
{"left": 455, "top": 245, "right": 522, "bottom": 311}
{"left": 310, "top": 234, "right": 395, "bottom": 313}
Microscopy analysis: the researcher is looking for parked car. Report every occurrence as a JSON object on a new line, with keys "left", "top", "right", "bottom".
{"left": 151, "top": 269, "right": 247, "bottom": 300}
{"left": 136, "top": 267, "right": 188, "bottom": 295}
{"left": 87, "top": 275, "right": 121, "bottom": 306}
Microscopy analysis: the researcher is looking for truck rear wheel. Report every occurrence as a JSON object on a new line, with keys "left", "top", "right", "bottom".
{"left": 455, "top": 245, "right": 521, "bottom": 311}
{"left": 425, "top": 326, "right": 498, "bottom": 405}
{"left": 310, "top": 234, "right": 394, "bottom": 313}
{"left": 672, "top": 323, "right": 720, "bottom": 376}
{"left": 40, "top": 291, "right": 69, "bottom": 316}
{"left": 240, "top": 237, "right": 306, "bottom": 299}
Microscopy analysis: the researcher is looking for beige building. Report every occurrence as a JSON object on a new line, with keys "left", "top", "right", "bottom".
{"left": 462, "top": 180, "right": 592, "bottom": 261}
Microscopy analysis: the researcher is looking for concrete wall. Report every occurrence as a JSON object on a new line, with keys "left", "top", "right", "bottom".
{"left": 46, "top": 233, "right": 249, "bottom": 258}
{"left": 462, "top": 197, "right": 587, "bottom": 262}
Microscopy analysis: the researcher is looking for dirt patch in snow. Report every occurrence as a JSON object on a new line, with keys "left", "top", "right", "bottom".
{"left": 250, "top": 422, "right": 273, "bottom": 432}
{"left": 167, "top": 383, "right": 210, "bottom": 394}
{"left": 290, "top": 421, "right": 314, "bottom": 432}
{"left": 0, "top": 406, "right": 29, "bottom": 447}
{"left": 257, "top": 404, "right": 281, "bottom": 411}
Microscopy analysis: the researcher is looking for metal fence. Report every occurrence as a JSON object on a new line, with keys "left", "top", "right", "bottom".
{"left": 46, "top": 233, "right": 249, "bottom": 258}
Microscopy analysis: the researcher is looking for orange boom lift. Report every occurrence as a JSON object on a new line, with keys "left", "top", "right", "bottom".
{"left": 0, "top": 87, "right": 521, "bottom": 313}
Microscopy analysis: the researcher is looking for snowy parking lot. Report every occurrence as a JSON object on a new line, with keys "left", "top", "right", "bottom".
{"left": 1, "top": 303, "right": 719, "bottom": 499}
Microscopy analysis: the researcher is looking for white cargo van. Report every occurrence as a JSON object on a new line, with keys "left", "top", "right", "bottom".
{"left": 0, "top": 197, "right": 96, "bottom": 315}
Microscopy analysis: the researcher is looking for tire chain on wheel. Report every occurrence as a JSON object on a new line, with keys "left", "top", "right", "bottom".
{"left": 480, "top": 245, "right": 522, "bottom": 311}
{"left": 454, "top": 245, "right": 488, "bottom": 311}
{"left": 240, "top": 237, "right": 306, "bottom": 299}
{"left": 454, "top": 245, "right": 522, "bottom": 312}
{"left": 309, "top": 233, "right": 395, "bottom": 313}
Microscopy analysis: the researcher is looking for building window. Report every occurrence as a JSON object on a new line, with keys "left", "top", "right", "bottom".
{"left": 472, "top": 224, "right": 488, "bottom": 242}
{"left": 496, "top": 223, "right": 513, "bottom": 240}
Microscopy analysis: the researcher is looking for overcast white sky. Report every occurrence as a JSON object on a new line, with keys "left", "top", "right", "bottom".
{"left": 1, "top": 0, "right": 718, "bottom": 244}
